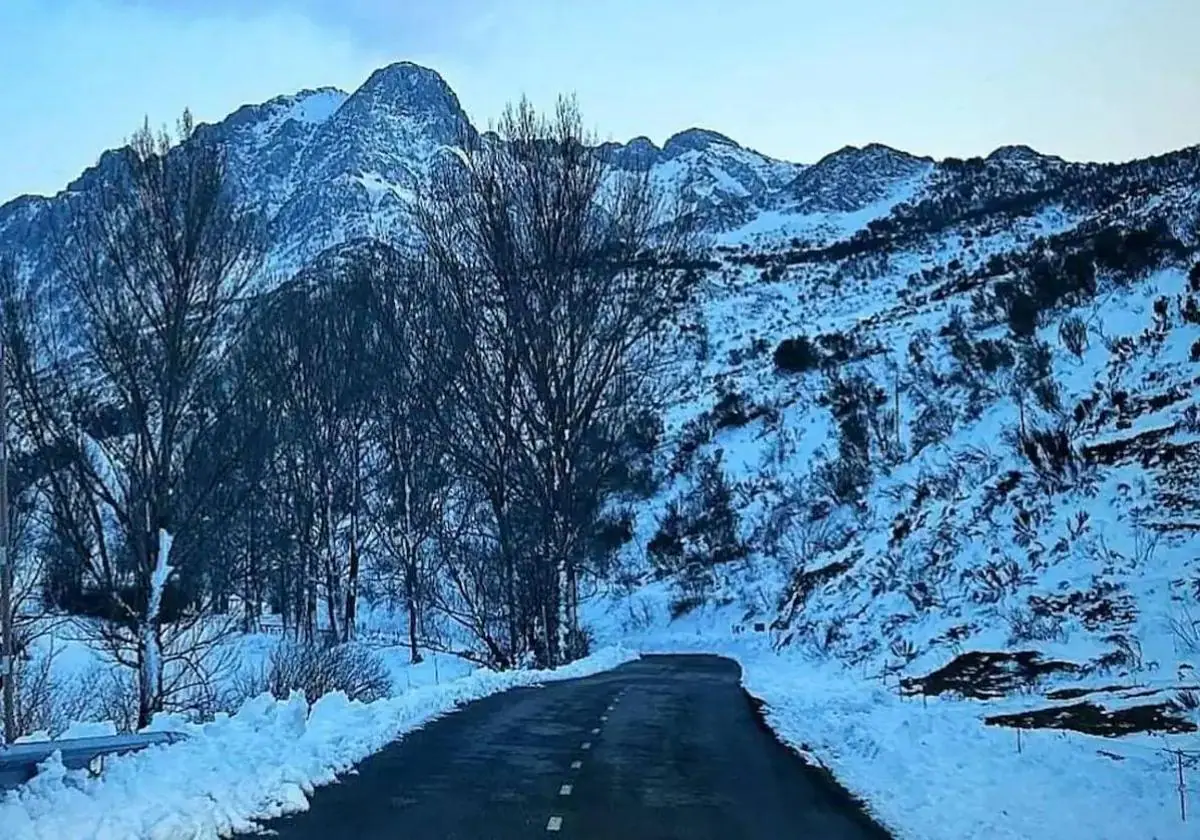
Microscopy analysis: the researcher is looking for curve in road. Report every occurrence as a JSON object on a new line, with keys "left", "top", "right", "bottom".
{"left": 244, "top": 654, "right": 892, "bottom": 839}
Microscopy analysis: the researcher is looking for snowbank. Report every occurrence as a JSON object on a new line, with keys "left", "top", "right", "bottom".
{"left": 739, "top": 650, "right": 1199, "bottom": 840}
{"left": 638, "top": 625, "right": 1197, "bottom": 840}
{"left": 0, "top": 645, "right": 638, "bottom": 840}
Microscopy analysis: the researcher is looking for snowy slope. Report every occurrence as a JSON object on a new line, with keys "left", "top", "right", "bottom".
{"left": 588, "top": 141, "right": 1200, "bottom": 838}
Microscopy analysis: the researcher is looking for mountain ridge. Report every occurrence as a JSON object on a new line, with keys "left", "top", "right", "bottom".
{"left": 2, "top": 59, "right": 1198, "bottom": 281}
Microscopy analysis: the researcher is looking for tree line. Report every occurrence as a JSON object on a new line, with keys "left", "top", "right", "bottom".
{"left": 0, "top": 97, "right": 693, "bottom": 733}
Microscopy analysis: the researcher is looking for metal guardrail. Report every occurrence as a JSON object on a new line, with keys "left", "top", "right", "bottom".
{"left": 0, "top": 731, "right": 188, "bottom": 790}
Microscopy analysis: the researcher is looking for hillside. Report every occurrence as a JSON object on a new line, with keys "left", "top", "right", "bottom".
{"left": 2, "top": 59, "right": 1200, "bottom": 839}
{"left": 585, "top": 137, "right": 1200, "bottom": 837}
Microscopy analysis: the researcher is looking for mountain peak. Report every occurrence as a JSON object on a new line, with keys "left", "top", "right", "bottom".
{"left": 348, "top": 61, "right": 462, "bottom": 120}
{"left": 985, "top": 144, "right": 1052, "bottom": 164}
{"left": 663, "top": 128, "right": 739, "bottom": 157}
{"left": 821, "top": 143, "right": 927, "bottom": 165}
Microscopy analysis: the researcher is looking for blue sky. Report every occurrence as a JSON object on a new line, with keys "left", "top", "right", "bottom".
{"left": 1, "top": 0, "right": 1197, "bottom": 201}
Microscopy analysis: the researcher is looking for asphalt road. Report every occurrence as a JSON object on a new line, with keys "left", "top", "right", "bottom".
{"left": 246, "top": 654, "right": 891, "bottom": 840}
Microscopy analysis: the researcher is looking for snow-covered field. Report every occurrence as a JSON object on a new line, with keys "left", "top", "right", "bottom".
{"left": 0, "top": 646, "right": 637, "bottom": 839}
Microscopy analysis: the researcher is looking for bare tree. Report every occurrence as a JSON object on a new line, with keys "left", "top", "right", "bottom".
{"left": 359, "top": 243, "right": 452, "bottom": 662}
{"left": 415, "top": 96, "right": 692, "bottom": 666}
{"left": 8, "top": 111, "right": 264, "bottom": 727}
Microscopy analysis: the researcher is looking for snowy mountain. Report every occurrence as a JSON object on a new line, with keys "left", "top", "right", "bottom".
{"left": 3, "top": 59, "right": 1200, "bottom": 840}
{"left": 581, "top": 124, "right": 1200, "bottom": 837}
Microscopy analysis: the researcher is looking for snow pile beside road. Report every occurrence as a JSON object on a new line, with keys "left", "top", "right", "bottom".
{"left": 723, "top": 641, "right": 1195, "bottom": 840}
{"left": 738, "top": 650, "right": 1200, "bottom": 840}
{"left": 0, "top": 645, "right": 638, "bottom": 840}
{"left": 600, "top": 602, "right": 1196, "bottom": 840}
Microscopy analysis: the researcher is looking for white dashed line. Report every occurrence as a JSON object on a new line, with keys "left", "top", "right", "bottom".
{"left": 591, "top": 727, "right": 600, "bottom": 734}
{"left": 601, "top": 715, "right": 608, "bottom": 722}
{"left": 570, "top": 760, "right": 582, "bottom": 769}
{"left": 547, "top": 816, "right": 563, "bottom": 832}
{"left": 559, "top": 784, "right": 573, "bottom": 796}
{"left": 582, "top": 741, "right": 592, "bottom": 750}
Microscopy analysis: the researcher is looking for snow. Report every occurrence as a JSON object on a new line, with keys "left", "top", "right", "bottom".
{"left": 579, "top": 594, "right": 1200, "bottom": 840}
{"left": 286, "top": 90, "right": 346, "bottom": 125}
{"left": 0, "top": 645, "right": 638, "bottom": 839}
{"left": 740, "top": 647, "right": 1198, "bottom": 840}
{"left": 138, "top": 529, "right": 175, "bottom": 721}
{"left": 580, "top": 165, "right": 1200, "bottom": 837}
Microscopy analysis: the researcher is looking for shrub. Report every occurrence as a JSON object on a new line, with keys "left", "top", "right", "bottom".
{"left": 1015, "top": 339, "right": 1060, "bottom": 413}
{"left": 1189, "top": 261, "right": 1200, "bottom": 293}
{"left": 975, "top": 337, "right": 1016, "bottom": 374}
{"left": 647, "top": 501, "right": 686, "bottom": 575}
{"left": 606, "top": 411, "right": 662, "bottom": 497}
{"left": 712, "top": 390, "right": 750, "bottom": 430}
{"left": 1191, "top": 338, "right": 1200, "bottom": 363}
{"left": 812, "top": 455, "right": 870, "bottom": 506}
{"left": 1017, "top": 425, "right": 1081, "bottom": 490}
{"left": 668, "top": 415, "right": 711, "bottom": 476}
{"left": 586, "top": 510, "right": 635, "bottom": 578}
{"left": 669, "top": 593, "right": 706, "bottom": 620}
{"left": 911, "top": 399, "right": 956, "bottom": 454}
{"left": 773, "top": 335, "right": 822, "bottom": 372}
{"left": 1058, "top": 315, "right": 1089, "bottom": 359}
{"left": 236, "top": 640, "right": 392, "bottom": 705}
{"left": 1182, "top": 296, "right": 1200, "bottom": 326}
{"left": 1182, "top": 404, "right": 1200, "bottom": 434}
{"left": 816, "top": 331, "right": 856, "bottom": 365}
{"left": 1005, "top": 287, "right": 1040, "bottom": 337}
{"left": 686, "top": 450, "right": 746, "bottom": 566}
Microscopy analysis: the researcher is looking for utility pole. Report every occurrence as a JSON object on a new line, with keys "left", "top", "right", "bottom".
{"left": 0, "top": 314, "right": 14, "bottom": 746}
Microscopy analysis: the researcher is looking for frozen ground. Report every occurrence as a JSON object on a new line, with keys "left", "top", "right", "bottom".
{"left": 0, "top": 646, "right": 637, "bottom": 840}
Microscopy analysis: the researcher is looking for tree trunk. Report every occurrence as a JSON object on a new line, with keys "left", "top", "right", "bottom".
{"left": 305, "top": 544, "right": 318, "bottom": 644}
{"left": 344, "top": 512, "right": 359, "bottom": 642}
{"left": 405, "top": 562, "right": 422, "bottom": 664}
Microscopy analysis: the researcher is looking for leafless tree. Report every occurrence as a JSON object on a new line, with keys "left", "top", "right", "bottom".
{"left": 6, "top": 111, "right": 264, "bottom": 728}
{"left": 359, "top": 243, "right": 452, "bottom": 663}
{"left": 414, "top": 96, "right": 693, "bottom": 667}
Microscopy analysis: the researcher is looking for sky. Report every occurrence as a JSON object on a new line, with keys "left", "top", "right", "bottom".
{"left": 1, "top": 0, "right": 1198, "bottom": 202}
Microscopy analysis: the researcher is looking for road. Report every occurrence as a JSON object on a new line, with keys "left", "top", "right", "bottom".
{"left": 246, "top": 654, "right": 891, "bottom": 839}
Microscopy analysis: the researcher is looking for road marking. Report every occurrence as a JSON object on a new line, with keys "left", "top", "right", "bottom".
{"left": 591, "top": 727, "right": 600, "bottom": 734}
{"left": 601, "top": 715, "right": 608, "bottom": 722}
{"left": 559, "top": 784, "right": 573, "bottom": 796}
{"left": 606, "top": 705, "right": 614, "bottom": 711}
{"left": 547, "top": 816, "right": 563, "bottom": 832}
{"left": 582, "top": 741, "right": 592, "bottom": 750}
{"left": 570, "top": 760, "right": 582, "bottom": 769}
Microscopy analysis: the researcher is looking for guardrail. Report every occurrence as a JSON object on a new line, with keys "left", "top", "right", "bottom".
{"left": 0, "top": 731, "right": 188, "bottom": 790}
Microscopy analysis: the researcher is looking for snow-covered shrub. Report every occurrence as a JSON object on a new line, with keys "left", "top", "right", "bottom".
{"left": 1004, "top": 606, "right": 1070, "bottom": 646}
{"left": 1058, "top": 315, "right": 1089, "bottom": 358}
{"left": 1016, "top": 425, "right": 1083, "bottom": 492}
{"left": 668, "top": 415, "right": 712, "bottom": 476}
{"left": 646, "top": 501, "right": 686, "bottom": 578}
